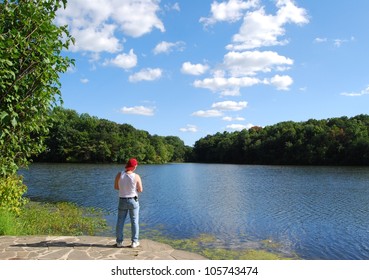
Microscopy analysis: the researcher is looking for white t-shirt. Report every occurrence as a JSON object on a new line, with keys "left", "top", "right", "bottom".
{"left": 118, "top": 172, "right": 138, "bottom": 198}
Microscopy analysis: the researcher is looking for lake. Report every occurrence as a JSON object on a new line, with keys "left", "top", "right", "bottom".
{"left": 19, "top": 163, "right": 369, "bottom": 260}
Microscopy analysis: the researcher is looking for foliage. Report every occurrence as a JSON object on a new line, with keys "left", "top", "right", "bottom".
{"left": 0, "top": 174, "right": 28, "bottom": 214}
{"left": 1, "top": 201, "right": 108, "bottom": 236}
{"left": 192, "top": 115, "right": 369, "bottom": 165}
{"left": 35, "top": 107, "right": 191, "bottom": 164}
{"left": 0, "top": 0, "right": 74, "bottom": 176}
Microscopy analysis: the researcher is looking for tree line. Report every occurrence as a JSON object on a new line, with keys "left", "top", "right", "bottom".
{"left": 191, "top": 115, "right": 369, "bottom": 165}
{"left": 34, "top": 107, "right": 192, "bottom": 164}
{"left": 36, "top": 109, "right": 369, "bottom": 166}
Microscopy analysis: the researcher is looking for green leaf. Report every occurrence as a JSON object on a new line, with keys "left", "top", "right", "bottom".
{"left": 11, "top": 118, "right": 17, "bottom": 127}
{"left": 0, "top": 112, "right": 8, "bottom": 121}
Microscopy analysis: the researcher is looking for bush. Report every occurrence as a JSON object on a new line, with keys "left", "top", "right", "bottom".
{"left": 0, "top": 175, "right": 28, "bottom": 215}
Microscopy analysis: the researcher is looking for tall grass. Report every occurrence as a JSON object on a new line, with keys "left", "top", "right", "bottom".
{"left": 0, "top": 201, "right": 108, "bottom": 236}
{"left": 0, "top": 209, "right": 19, "bottom": 235}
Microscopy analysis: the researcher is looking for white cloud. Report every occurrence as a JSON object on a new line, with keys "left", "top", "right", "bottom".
{"left": 179, "top": 125, "right": 198, "bottom": 132}
{"left": 200, "top": 0, "right": 259, "bottom": 26}
{"left": 223, "top": 116, "right": 245, "bottom": 121}
{"left": 153, "top": 41, "right": 185, "bottom": 55}
{"left": 226, "top": 123, "right": 254, "bottom": 130}
{"left": 104, "top": 49, "right": 137, "bottom": 69}
{"left": 69, "top": 24, "right": 122, "bottom": 53}
{"left": 56, "top": 0, "right": 164, "bottom": 53}
{"left": 341, "top": 86, "right": 369, "bottom": 97}
{"left": 191, "top": 110, "right": 224, "bottom": 118}
{"left": 268, "top": 74, "right": 293, "bottom": 90}
{"left": 212, "top": 101, "right": 248, "bottom": 111}
{"left": 314, "top": 37, "right": 327, "bottom": 43}
{"left": 120, "top": 106, "right": 155, "bottom": 116}
{"left": 181, "top": 62, "right": 209, "bottom": 76}
{"left": 224, "top": 50, "right": 293, "bottom": 76}
{"left": 227, "top": 0, "right": 308, "bottom": 50}
{"left": 129, "top": 68, "right": 162, "bottom": 82}
{"left": 194, "top": 76, "right": 261, "bottom": 96}
{"left": 80, "top": 78, "right": 89, "bottom": 84}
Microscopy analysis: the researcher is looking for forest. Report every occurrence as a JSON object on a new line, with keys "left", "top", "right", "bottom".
{"left": 191, "top": 114, "right": 369, "bottom": 165}
{"left": 36, "top": 108, "right": 369, "bottom": 166}
{"left": 34, "top": 107, "right": 191, "bottom": 164}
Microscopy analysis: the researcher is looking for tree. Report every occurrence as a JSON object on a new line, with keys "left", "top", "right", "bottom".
{"left": 0, "top": 0, "right": 74, "bottom": 176}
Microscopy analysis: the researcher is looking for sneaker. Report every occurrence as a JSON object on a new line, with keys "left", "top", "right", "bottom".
{"left": 116, "top": 242, "right": 123, "bottom": 248}
{"left": 131, "top": 241, "right": 140, "bottom": 248}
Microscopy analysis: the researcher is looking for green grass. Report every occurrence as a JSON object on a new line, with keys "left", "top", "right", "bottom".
{"left": 0, "top": 209, "right": 19, "bottom": 235}
{"left": 0, "top": 201, "right": 108, "bottom": 236}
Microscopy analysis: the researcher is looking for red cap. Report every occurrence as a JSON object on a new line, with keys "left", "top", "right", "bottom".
{"left": 125, "top": 158, "right": 138, "bottom": 171}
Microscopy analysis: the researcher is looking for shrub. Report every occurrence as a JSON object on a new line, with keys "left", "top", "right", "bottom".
{"left": 0, "top": 175, "right": 28, "bottom": 215}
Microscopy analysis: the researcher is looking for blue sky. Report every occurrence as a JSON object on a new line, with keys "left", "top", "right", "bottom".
{"left": 56, "top": 0, "right": 369, "bottom": 146}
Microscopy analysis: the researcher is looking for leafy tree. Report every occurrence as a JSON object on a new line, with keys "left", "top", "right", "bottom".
{"left": 36, "top": 107, "right": 192, "bottom": 164}
{"left": 192, "top": 115, "right": 369, "bottom": 166}
{"left": 0, "top": 0, "right": 74, "bottom": 176}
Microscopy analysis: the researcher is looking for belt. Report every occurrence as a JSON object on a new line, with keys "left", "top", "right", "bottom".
{"left": 120, "top": 197, "right": 135, "bottom": 199}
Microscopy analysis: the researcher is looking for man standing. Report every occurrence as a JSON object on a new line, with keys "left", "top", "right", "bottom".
{"left": 114, "top": 158, "right": 143, "bottom": 248}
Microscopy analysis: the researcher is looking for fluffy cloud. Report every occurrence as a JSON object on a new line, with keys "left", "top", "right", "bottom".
{"left": 200, "top": 0, "right": 259, "bottom": 26}
{"left": 129, "top": 68, "right": 162, "bottom": 82}
{"left": 268, "top": 74, "right": 293, "bottom": 90}
{"left": 153, "top": 41, "right": 185, "bottom": 54}
{"left": 103, "top": 49, "right": 137, "bottom": 69}
{"left": 56, "top": 0, "right": 164, "bottom": 53}
{"left": 212, "top": 101, "right": 248, "bottom": 111}
{"left": 69, "top": 24, "right": 121, "bottom": 53}
{"left": 192, "top": 101, "right": 248, "bottom": 121}
{"left": 224, "top": 50, "right": 293, "bottom": 76}
{"left": 181, "top": 62, "right": 209, "bottom": 76}
{"left": 120, "top": 106, "right": 155, "bottom": 116}
{"left": 194, "top": 76, "right": 261, "bottom": 96}
{"left": 193, "top": 1, "right": 305, "bottom": 95}
{"left": 191, "top": 110, "right": 224, "bottom": 118}
{"left": 179, "top": 124, "right": 199, "bottom": 132}
{"left": 227, "top": 0, "right": 308, "bottom": 50}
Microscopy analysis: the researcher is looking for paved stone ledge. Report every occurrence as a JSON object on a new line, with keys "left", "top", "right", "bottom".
{"left": 0, "top": 236, "right": 208, "bottom": 260}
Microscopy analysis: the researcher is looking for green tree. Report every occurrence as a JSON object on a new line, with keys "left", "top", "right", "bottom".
{"left": 0, "top": 0, "right": 74, "bottom": 176}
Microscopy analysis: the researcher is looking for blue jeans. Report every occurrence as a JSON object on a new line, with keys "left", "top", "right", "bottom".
{"left": 116, "top": 198, "right": 139, "bottom": 243}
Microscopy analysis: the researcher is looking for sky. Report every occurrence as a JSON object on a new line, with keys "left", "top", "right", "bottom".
{"left": 56, "top": 0, "right": 369, "bottom": 146}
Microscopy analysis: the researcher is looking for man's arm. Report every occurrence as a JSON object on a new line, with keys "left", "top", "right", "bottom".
{"left": 114, "top": 172, "right": 121, "bottom": 190}
{"left": 136, "top": 174, "right": 143, "bottom": 193}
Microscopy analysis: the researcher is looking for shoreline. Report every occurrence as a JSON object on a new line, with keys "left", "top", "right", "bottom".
{"left": 0, "top": 235, "right": 208, "bottom": 260}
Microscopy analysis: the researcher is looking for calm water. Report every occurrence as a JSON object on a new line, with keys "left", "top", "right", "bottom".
{"left": 19, "top": 163, "right": 369, "bottom": 260}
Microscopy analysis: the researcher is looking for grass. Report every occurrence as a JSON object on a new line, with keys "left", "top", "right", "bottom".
{"left": 0, "top": 201, "right": 108, "bottom": 236}
{"left": 0, "top": 209, "right": 19, "bottom": 235}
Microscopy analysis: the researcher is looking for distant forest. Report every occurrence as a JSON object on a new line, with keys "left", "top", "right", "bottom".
{"left": 36, "top": 108, "right": 369, "bottom": 166}
{"left": 192, "top": 114, "right": 369, "bottom": 165}
{"left": 35, "top": 107, "right": 191, "bottom": 164}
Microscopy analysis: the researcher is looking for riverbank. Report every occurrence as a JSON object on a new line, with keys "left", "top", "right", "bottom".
{"left": 0, "top": 236, "right": 207, "bottom": 260}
